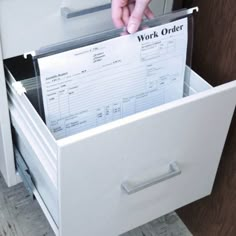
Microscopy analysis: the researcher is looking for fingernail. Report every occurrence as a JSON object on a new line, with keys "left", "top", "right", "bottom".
{"left": 127, "top": 23, "right": 137, "bottom": 34}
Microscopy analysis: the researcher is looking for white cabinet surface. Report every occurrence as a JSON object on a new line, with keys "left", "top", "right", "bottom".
{"left": 0, "top": 46, "right": 21, "bottom": 187}
{"left": 1, "top": 1, "right": 236, "bottom": 236}
{"left": 0, "top": 0, "right": 173, "bottom": 59}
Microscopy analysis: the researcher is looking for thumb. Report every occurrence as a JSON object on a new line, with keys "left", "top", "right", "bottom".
{"left": 127, "top": 0, "right": 151, "bottom": 34}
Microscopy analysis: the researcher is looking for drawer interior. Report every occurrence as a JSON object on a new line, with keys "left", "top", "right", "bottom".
{"left": 4, "top": 55, "right": 213, "bottom": 178}
{"left": 4, "top": 55, "right": 212, "bottom": 140}
{"left": 5, "top": 56, "right": 41, "bottom": 114}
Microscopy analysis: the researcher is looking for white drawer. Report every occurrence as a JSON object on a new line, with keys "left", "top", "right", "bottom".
{"left": 6, "top": 66, "right": 236, "bottom": 236}
{"left": 0, "top": 0, "right": 170, "bottom": 59}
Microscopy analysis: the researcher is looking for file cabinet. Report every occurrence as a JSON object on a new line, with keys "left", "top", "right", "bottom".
{"left": 1, "top": 1, "right": 236, "bottom": 235}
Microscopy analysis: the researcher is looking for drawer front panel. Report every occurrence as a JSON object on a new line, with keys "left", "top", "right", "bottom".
{"left": 58, "top": 75, "right": 236, "bottom": 235}
{"left": 0, "top": 0, "right": 169, "bottom": 59}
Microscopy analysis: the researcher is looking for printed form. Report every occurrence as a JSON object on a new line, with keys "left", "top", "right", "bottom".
{"left": 38, "top": 18, "right": 188, "bottom": 139}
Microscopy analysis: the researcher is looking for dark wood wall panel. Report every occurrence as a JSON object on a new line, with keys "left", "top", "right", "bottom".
{"left": 178, "top": 0, "right": 236, "bottom": 235}
{"left": 189, "top": 0, "right": 236, "bottom": 86}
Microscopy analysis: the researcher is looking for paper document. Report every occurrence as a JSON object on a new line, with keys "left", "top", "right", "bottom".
{"left": 38, "top": 18, "right": 188, "bottom": 139}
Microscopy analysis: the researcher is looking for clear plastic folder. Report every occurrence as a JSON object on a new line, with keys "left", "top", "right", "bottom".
{"left": 24, "top": 7, "right": 198, "bottom": 139}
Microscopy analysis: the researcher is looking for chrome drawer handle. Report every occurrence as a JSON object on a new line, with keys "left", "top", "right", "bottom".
{"left": 61, "top": 3, "right": 111, "bottom": 19}
{"left": 121, "top": 162, "right": 181, "bottom": 195}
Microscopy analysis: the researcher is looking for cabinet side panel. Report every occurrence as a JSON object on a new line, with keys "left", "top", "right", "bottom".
{"left": 0, "top": 42, "right": 19, "bottom": 186}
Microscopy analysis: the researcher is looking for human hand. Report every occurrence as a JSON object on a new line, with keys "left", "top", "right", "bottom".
{"left": 112, "top": 0, "right": 154, "bottom": 34}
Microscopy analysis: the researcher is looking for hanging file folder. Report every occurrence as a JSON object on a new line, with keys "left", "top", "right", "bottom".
{"left": 27, "top": 8, "right": 198, "bottom": 139}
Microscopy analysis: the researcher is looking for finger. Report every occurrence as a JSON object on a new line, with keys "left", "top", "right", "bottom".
{"left": 127, "top": 0, "right": 151, "bottom": 33}
{"left": 144, "top": 6, "right": 155, "bottom": 19}
{"left": 112, "top": 0, "right": 128, "bottom": 28}
{"left": 120, "top": 3, "right": 135, "bottom": 32}
{"left": 128, "top": 2, "right": 135, "bottom": 16}
{"left": 122, "top": 6, "right": 130, "bottom": 26}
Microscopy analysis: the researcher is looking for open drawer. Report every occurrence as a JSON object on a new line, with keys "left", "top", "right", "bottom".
{"left": 5, "top": 63, "right": 236, "bottom": 235}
